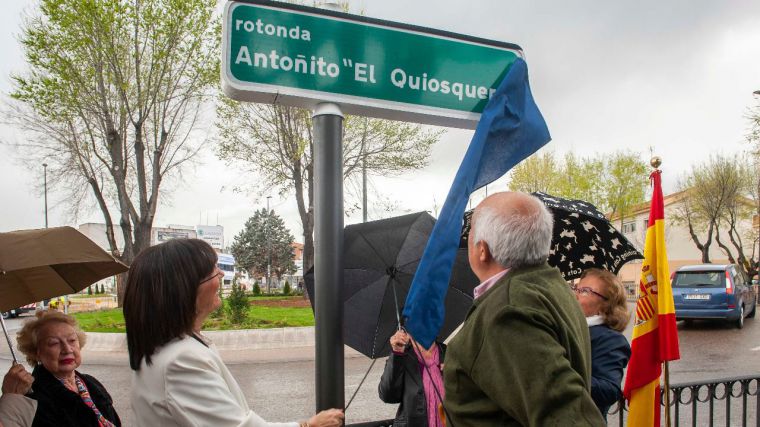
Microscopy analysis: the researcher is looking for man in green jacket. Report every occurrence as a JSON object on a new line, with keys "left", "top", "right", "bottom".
{"left": 443, "top": 192, "right": 605, "bottom": 426}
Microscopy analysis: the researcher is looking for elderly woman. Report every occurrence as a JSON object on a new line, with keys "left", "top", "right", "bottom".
{"left": 573, "top": 268, "right": 632, "bottom": 419}
{"left": 16, "top": 310, "right": 120, "bottom": 426}
{"left": 124, "top": 239, "right": 343, "bottom": 427}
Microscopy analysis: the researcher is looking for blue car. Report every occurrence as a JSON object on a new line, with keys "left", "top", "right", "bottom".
{"left": 672, "top": 264, "right": 756, "bottom": 329}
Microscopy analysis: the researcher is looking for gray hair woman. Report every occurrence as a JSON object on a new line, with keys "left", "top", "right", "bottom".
{"left": 16, "top": 310, "right": 120, "bottom": 427}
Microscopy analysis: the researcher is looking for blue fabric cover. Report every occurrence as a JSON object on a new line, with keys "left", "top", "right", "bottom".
{"left": 402, "top": 58, "right": 551, "bottom": 347}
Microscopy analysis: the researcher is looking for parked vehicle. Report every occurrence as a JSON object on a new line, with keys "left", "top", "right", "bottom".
{"left": 672, "top": 264, "right": 756, "bottom": 329}
{"left": 1, "top": 303, "right": 36, "bottom": 319}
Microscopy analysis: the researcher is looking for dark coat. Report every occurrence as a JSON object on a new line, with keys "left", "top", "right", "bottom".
{"left": 589, "top": 324, "right": 631, "bottom": 419}
{"left": 443, "top": 263, "right": 606, "bottom": 426}
{"left": 28, "top": 364, "right": 121, "bottom": 427}
{"left": 378, "top": 343, "right": 446, "bottom": 427}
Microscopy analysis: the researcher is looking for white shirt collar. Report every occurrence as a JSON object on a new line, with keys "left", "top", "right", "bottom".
{"left": 586, "top": 315, "right": 605, "bottom": 327}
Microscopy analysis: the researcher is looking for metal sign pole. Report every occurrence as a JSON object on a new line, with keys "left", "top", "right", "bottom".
{"left": 313, "top": 102, "right": 345, "bottom": 412}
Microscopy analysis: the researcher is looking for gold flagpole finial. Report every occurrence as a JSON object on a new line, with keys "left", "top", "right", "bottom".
{"left": 650, "top": 156, "right": 662, "bottom": 170}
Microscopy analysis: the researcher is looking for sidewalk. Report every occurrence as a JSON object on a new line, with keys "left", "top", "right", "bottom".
{"left": 76, "top": 327, "right": 367, "bottom": 365}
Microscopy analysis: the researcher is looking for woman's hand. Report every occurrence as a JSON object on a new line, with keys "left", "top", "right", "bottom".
{"left": 389, "top": 330, "right": 410, "bottom": 353}
{"left": 2, "top": 363, "right": 34, "bottom": 395}
{"left": 306, "top": 408, "right": 344, "bottom": 427}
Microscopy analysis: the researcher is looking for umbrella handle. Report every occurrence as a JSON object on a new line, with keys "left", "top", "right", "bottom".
{"left": 0, "top": 315, "right": 19, "bottom": 363}
{"left": 390, "top": 281, "right": 402, "bottom": 331}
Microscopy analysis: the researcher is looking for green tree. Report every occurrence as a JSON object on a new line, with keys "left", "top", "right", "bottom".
{"left": 8, "top": 0, "right": 220, "bottom": 304}
{"left": 215, "top": 102, "right": 442, "bottom": 271}
{"left": 282, "top": 280, "right": 292, "bottom": 296}
{"left": 231, "top": 208, "right": 297, "bottom": 293}
{"left": 507, "top": 151, "right": 563, "bottom": 194}
{"left": 561, "top": 152, "right": 605, "bottom": 207}
{"left": 226, "top": 281, "right": 249, "bottom": 325}
{"left": 508, "top": 149, "right": 646, "bottom": 217}
{"left": 252, "top": 282, "right": 261, "bottom": 296}
{"left": 603, "top": 151, "right": 649, "bottom": 227}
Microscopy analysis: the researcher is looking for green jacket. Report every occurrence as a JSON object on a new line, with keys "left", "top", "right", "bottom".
{"left": 443, "top": 263, "right": 605, "bottom": 427}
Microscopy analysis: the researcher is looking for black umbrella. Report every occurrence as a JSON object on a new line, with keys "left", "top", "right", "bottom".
{"left": 460, "top": 192, "right": 642, "bottom": 280}
{"left": 305, "top": 212, "right": 479, "bottom": 359}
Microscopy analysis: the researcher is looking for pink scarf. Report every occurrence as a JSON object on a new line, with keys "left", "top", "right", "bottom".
{"left": 414, "top": 344, "right": 445, "bottom": 427}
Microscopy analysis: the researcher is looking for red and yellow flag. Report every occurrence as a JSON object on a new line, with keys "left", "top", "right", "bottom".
{"left": 623, "top": 169, "right": 680, "bottom": 426}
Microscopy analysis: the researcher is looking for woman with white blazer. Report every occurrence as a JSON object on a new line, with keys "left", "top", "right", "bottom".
{"left": 123, "top": 239, "right": 343, "bottom": 427}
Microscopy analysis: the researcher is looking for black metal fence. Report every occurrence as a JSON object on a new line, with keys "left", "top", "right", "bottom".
{"left": 609, "top": 375, "right": 760, "bottom": 427}
{"left": 346, "top": 421, "right": 393, "bottom": 427}
{"left": 347, "top": 375, "right": 760, "bottom": 427}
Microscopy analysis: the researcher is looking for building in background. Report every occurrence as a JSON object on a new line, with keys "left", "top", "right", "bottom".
{"left": 217, "top": 252, "right": 236, "bottom": 288}
{"left": 152, "top": 224, "right": 196, "bottom": 244}
{"left": 79, "top": 222, "right": 232, "bottom": 293}
{"left": 197, "top": 224, "right": 224, "bottom": 250}
{"left": 78, "top": 223, "right": 125, "bottom": 254}
{"left": 280, "top": 242, "right": 304, "bottom": 290}
{"left": 611, "top": 190, "right": 758, "bottom": 297}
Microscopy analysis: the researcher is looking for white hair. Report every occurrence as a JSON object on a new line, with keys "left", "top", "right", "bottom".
{"left": 471, "top": 197, "right": 554, "bottom": 269}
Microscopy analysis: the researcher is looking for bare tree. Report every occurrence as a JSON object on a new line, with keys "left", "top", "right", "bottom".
{"left": 674, "top": 155, "right": 757, "bottom": 278}
{"left": 215, "top": 101, "right": 442, "bottom": 270}
{"left": 6, "top": 0, "right": 220, "bottom": 303}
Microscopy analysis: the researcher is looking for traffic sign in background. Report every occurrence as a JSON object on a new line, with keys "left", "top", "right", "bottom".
{"left": 222, "top": 0, "right": 523, "bottom": 128}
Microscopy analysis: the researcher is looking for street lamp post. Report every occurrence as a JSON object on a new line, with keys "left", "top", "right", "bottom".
{"left": 42, "top": 163, "right": 48, "bottom": 228}
{"left": 266, "top": 195, "right": 272, "bottom": 294}
{"left": 754, "top": 91, "right": 760, "bottom": 288}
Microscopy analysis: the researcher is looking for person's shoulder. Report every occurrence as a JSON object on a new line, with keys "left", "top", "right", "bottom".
{"left": 503, "top": 264, "right": 569, "bottom": 302}
{"left": 589, "top": 324, "right": 624, "bottom": 338}
{"left": 589, "top": 325, "right": 629, "bottom": 349}
{"left": 76, "top": 371, "right": 105, "bottom": 387}
{"left": 0, "top": 394, "right": 37, "bottom": 427}
{"left": 508, "top": 263, "right": 565, "bottom": 286}
{"left": 145, "top": 336, "right": 216, "bottom": 369}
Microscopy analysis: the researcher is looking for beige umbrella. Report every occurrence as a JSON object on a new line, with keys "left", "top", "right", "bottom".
{"left": 0, "top": 226, "right": 128, "bottom": 361}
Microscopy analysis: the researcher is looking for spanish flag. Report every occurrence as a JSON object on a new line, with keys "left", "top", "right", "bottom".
{"left": 623, "top": 169, "right": 681, "bottom": 426}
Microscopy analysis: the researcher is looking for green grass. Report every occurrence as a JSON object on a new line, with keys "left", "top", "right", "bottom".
{"left": 249, "top": 294, "right": 304, "bottom": 300}
{"left": 204, "top": 306, "right": 314, "bottom": 330}
{"left": 72, "top": 309, "right": 125, "bottom": 333}
{"left": 72, "top": 300, "right": 314, "bottom": 333}
{"left": 70, "top": 294, "right": 114, "bottom": 299}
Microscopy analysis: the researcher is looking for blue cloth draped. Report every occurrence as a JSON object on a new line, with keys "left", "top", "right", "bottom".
{"left": 402, "top": 58, "right": 551, "bottom": 348}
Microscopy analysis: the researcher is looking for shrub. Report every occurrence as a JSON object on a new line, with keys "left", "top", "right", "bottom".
{"left": 282, "top": 280, "right": 291, "bottom": 296}
{"left": 252, "top": 282, "right": 261, "bottom": 296}
{"left": 211, "top": 278, "right": 225, "bottom": 319}
{"left": 227, "top": 281, "right": 249, "bottom": 324}
{"left": 87, "top": 286, "right": 92, "bottom": 295}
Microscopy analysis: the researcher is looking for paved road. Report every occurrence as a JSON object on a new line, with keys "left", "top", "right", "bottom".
{"left": 2, "top": 308, "right": 759, "bottom": 426}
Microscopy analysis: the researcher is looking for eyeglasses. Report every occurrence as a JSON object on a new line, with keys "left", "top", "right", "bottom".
{"left": 200, "top": 269, "right": 223, "bottom": 284}
{"left": 572, "top": 285, "right": 608, "bottom": 301}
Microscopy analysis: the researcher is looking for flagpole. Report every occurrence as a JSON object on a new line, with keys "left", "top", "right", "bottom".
{"left": 651, "top": 155, "right": 672, "bottom": 427}
{"left": 663, "top": 361, "right": 671, "bottom": 427}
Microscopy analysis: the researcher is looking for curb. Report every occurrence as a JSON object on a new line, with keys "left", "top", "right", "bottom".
{"left": 84, "top": 326, "right": 318, "bottom": 352}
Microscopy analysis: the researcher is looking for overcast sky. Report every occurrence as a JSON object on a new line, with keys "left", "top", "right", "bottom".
{"left": 2, "top": 0, "right": 759, "bottom": 247}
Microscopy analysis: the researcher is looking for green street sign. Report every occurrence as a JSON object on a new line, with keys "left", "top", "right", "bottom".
{"left": 222, "top": 0, "right": 523, "bottom": 128}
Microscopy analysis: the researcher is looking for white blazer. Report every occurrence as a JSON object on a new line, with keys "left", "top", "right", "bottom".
{"left": 0, "top": 394, "right": 37, "bottom": 427}
{"left": 131, "top": 335, "right": 298, "bottom": 427}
